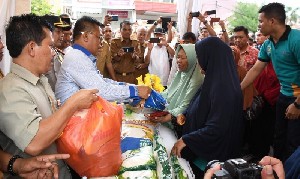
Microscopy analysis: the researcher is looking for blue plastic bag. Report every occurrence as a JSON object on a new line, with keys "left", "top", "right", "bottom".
{"left": 144, "top": 90, "right": 167, "bottom": 111}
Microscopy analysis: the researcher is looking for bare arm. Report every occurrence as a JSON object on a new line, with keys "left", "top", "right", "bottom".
{"left": 25, "top": 89, "right": 98, "bottom": 156}
{"left": 167, "top": 22, "right": 173, "bottom": 43}
{"left": 145, "top": 18, "right": 162, "bottom": 41}
{"left": 197, "top": 13, "right": 216, "bottom": 37}
{"left": 219, "top": 20, "right": 229, "bottom": 43}
{"left": 187, "top": 13, "right": 193, "bottom": 32}
{"left": 241, "top": 60, "right": 268, "bottom": 90}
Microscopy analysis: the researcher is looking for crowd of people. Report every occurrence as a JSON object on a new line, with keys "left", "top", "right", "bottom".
{"left": 0, "top": 2, "right": 299, "bottom": 179}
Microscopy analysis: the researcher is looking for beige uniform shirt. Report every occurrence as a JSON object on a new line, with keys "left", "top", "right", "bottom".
{"left": 96, "top": 41, "right": 112, "bottom": 78}
{"left": 0, "top": 63, "right": 71, "bottom": 179}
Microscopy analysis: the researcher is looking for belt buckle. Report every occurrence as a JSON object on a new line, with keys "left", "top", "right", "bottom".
{"left": 122, "top": 72, "right": 126, "bottom": 76}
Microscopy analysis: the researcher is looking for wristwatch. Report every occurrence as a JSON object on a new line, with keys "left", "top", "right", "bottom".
{"left": 153, "top": 21, "right": 158, "bottom": 26}
{"left": 203, "top": 20, "right": 208, "bottom": 25}
{"left": 294, "top": 101, "right": 300, "bottom": 109}
{"left": 7, "top": 155, "right": 23, "bottom": 176}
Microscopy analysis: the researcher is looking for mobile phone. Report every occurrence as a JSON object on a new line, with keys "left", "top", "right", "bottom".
{"left": 161, "top": 17, "right": 171, "bottom": 33}
{"left": 149, "top": 38, "right": 160, "bottom": 43}
{"left": 205, "top": 10, "right": 216, "bottom": 15}
{"left": 190, "top": 11, "right": 200, "bottom": 17}
{"left": 122, "top": 47, "right": 134, "bottom": 53}
{"left": 110, "top": 15, "right": 119, "bottom": 21}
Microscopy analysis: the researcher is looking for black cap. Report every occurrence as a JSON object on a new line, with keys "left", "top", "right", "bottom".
{"left": 42, "top": 15, "right": 71, "bottom": 31}
{"left": 154, "top": 28, "right": 165, "bottom": 34}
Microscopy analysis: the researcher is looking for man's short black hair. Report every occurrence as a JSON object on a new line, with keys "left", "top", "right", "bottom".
{"left": 259, "top": 2, "right": 286, "bottom": 24}
{"left": 73, "top": 16, "right": 101, "bottom": 41}
{"left": 120, "top": 21, "right": 131, "bottom": 30}
{"left": 5, "top": 13, "right": 52, "bottom": 58}
{"left": 182, "top": 32, "right": 196, "bottom": 42}
{"left": 233, "top": 26, "right": 249, "bottom": 36}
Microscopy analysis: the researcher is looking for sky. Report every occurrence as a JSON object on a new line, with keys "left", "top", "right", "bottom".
{"left": 237, "top": 0, "right": 300, "bottom": 8}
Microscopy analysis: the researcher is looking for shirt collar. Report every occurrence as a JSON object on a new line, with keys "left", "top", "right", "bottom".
{"left": 11, "top": 63, "right": 40, "bottom": 85}
{"left": 72, "top": 44, "right": 97, "bottom": 63}
{"left": 269, "top": 25, "right": 291, "bottom": 43}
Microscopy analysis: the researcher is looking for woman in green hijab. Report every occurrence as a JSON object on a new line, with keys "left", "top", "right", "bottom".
{"left": 148, "top": 44, "right": 204, "bottom": 126}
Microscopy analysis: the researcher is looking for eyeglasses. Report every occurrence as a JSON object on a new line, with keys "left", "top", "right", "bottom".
{"left": 81, "top": 31, "right": 103, "bottom": 41}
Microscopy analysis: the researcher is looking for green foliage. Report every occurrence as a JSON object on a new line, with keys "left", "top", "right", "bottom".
{"left": 227, "top": 2, "right": 259, "bottom": 33}
{"left": 286, "top": 7, "right": 299, "bottom": 26}
{"left": 31, "top": 0, "right": 52, "bottom": 15}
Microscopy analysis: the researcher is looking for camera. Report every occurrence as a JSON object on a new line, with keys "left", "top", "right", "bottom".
{"left": 110, "top": 15, "right": 118, "bottom": 21}
{"left": 149, "top": 38, "right": 160, "bottom": 43}
{"left": 206, "top": 158, "right": 263, "bottom": 179}
{"left": 190, "top": 11, "right": 200, "bottom": 17}
{"left": 122, "top": 47, "right": 134, "bottom": 53}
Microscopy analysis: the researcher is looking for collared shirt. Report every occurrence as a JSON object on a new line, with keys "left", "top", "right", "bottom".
{"left": 238, "top": 45, "right": 259, "bottom": 71}
{"left": 96, "top": 41, "right": 111, "bottom": 78}
{"left": 147, "top": 44, "right": 170, "bottom": 86}
{"left": 55, "top": 44, "right": 137, "bottom": 104}
{"left": 259, "top": 26, "right": 300, "bottom": 97}
{"left": 0, "top": 63, "right": 71, "bottom": 178}
{"left": 110, "top": 37, "right": 139, "bottom": 74}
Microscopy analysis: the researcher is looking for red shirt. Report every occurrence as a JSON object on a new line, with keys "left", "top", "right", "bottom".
{"left": 238, "top": 45, "right": 259, "bottom": 71}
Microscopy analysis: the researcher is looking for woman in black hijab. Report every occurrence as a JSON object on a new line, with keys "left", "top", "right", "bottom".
{"left": 171, "top": 37, "right": 244, "bottom": 175}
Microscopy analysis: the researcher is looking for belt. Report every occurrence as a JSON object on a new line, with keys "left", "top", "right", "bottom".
{"left": 116, "top": 72, "right": 133, "bottom": 76}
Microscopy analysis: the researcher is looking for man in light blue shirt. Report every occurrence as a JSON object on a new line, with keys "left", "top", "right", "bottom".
{"left": 55, "top": 16, "right": 151, "bottom": 104}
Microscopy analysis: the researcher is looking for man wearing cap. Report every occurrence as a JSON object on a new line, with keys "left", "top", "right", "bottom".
{"left": 58, "top": 14, "right": 73, "bottom": 54}
{"left": 111, "top": 21, "right": 140, "bottom": 84}
{"left": 42, "top": 15, "right": 71, "bottom": 92}
{"left": 146, "top": 27, "right": 175, "bottom": 87}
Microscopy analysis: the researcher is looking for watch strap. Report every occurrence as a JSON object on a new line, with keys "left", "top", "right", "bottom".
{"left": 7, "top": 155, "right": 22, "bottom": 176}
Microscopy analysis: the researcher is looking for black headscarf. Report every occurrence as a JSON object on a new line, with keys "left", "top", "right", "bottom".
{"left": 181, "top": 37, "right": 244, "bottom": 162}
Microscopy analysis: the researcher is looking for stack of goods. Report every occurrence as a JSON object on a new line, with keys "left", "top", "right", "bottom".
{"left": 117, "top": 111, "right": 193, "bottom": 179}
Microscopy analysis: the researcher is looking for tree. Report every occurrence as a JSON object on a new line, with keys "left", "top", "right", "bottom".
{"left": 227, "top": 2, "right": 259, "bottom": 33}
{"left": 286, "top": 7, "right": 299, "bottom": 26}
{"left": 31, "top": 0, "right": 52, "bottom": 15}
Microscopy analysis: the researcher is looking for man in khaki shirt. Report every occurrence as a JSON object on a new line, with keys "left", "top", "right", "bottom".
{"left": 111, "top": 21, "right": 140, "bottom": 84}
{"left": 0, "top": 14, "right": 98, "bottom": 178}
{"left": 97, "top": 25, "right": 116, "bottom": 80}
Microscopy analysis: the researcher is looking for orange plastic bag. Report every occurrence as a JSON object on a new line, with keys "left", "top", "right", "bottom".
{"left": 57, "top": 96, "right": 123, "bottom": 177}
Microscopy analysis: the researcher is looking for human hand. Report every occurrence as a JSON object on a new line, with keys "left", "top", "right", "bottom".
{"left": 137, "top": 85, "right": 152, "bottom": 99}
{"left": 219, "top": 20, "right": 225, "bottom": 28}
{"left": 160, "top": 37, "right": 168, "bottom": 46}
{"left": 103, "top": 15, "right": 111, "bottom": 25}
{"left": 117, "top": 48, "right": 125, "bottom": 57}
{"left": 171, "top": 138, "right": 186, "bottom": 158}
{"left": 147, "top": 42, "right": 154, "bottom": 51}
{"left": 157, "top": 17, "right": 162, "bottom": 24}
{"left": 177, "top": 114, "right": 186, "bottom": 125}
{"left": 147, "top": 113, "right": 171, "bottom": 123}
{"left": 259, "top": 156, "right": 285, "bottom": 179}
{"left": 197, "top": 12, "right": 206, "bottom": 22}
{"left": 203, "top": 164, "right": 221, "bottom": 179}
{"left": 285, "top": 103, "right": 300, "bottom": 120}
{"left": 69, "top": 89, "right": 99, "bottom": 110}
{"left": 167, "top": 22, "right": 173, "bottom": 30}
{"left": 187, "top": 12, "right": 193, "bottom": 22}
{"left": 15, "top": 154, "right": 70, "bottom": 179}
{"left": 136, "top": 63, "right": 147, "bottom": 69}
